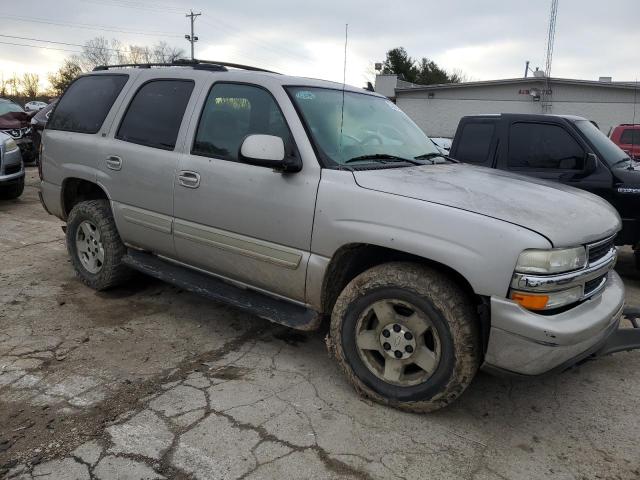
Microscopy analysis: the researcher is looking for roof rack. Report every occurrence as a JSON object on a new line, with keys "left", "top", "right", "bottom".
{"left": 93, "top": 59, "right": 279, "bottom": 74}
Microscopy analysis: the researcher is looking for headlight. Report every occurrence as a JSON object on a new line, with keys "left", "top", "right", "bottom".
{"left": 515, "top": 247, "right": 586, "bottom": 274}
{"left": 510, "top": 285, "right": 583, "bottom": 311}
{"left": 3, "top": 138, "right": 19, "bottom": 153}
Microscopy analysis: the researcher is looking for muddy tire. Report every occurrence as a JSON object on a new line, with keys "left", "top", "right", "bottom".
{"left": 66, "top": 199, "right": 131, "bottom": 290}
{"left": 329, "top": 262, "right": 480, "bottom": 412}
{"left": 0, "top": 177, "right": 25, "bottom": 200}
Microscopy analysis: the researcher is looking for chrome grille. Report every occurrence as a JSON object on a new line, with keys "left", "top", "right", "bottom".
{"left": 587, "top": 236, "right": 615, "bottom": 265}
{"left": 584, "top": 273, "right": 607, "bottom": 297}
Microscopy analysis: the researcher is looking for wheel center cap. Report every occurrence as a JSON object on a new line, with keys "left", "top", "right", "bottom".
{"left": 379, "top": 323, "right": 417, "bottom": 360}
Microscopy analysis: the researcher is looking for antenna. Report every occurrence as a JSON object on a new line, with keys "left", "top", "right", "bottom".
{"left": 541, "top": 0, "right": 559, "bottom": 113}
{"left": 632, "top": 77, "right": 638, "bottom": 163}
{"left": 338, "top": 23, "right": 348, "bottom": 154}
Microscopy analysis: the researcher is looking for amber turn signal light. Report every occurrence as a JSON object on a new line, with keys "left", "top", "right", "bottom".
{"left": 510, "top": 292, "right": 549, "bottom": 311}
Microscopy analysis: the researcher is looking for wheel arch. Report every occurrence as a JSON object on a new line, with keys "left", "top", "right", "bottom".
{"left": 61, "top": 177, "right": 110, "bottom": 219}
{"left": 319, "top": 243, "right": 490, "bottom": 350}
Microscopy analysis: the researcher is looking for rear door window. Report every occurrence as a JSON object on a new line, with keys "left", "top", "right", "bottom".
{"left": 455, "top": 122, "right": 495, "bottom": 164}
{"left": 508, "top": 122, "right": 585, "bottom": 170}
{"left": 116, "top": 80, "right": 194, "bottom": 150}
{"left": 48, "top": 74, "right": 128, "bottom": 134}
{"left": 620, "top": 129, "right": 640, "bottom": 145}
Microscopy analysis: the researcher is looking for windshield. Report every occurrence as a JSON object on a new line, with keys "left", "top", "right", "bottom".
{"left": 287, "top": 87, "right": 441, "bottom": 166}
{"left": 0, "top": 101, "right": 24, "bottom": 116}
{"left": 574, "top": 120, "right": 631, "bottom": 169}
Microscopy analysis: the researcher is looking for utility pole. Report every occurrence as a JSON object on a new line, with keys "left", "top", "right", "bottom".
{"left": 185, "top": 10, "right": 201, "bottom": 60}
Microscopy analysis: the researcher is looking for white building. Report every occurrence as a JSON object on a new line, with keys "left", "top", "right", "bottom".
{"left": 376, "top": 74, "right": 640, "bottom": 138}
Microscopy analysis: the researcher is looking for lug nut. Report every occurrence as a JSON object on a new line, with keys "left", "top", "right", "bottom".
{"left": 393, "top": 324, "right": 401, "bottom": 332}
{"left": 383, "top": 342, "right": 391, "bottom": 351}
{"left": 394, "top": 350, "right": 403, "bottom": 358}
{"left": 405, "top": 345, "right": 414, "bottom": 353}
{"left": 404, "top": 332, "right": 413, "bottom": 340}
{"left": 382, "top": 329, "right": 390, "bottom": 338}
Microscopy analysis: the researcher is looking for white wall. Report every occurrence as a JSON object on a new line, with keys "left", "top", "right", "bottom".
{"left": 397, "top": 83, "right": 639, "bottom": 138}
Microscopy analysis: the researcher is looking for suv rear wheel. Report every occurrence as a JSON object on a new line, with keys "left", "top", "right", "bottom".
{"left": 329, "top": 262, "right": 480, "bottom": 412}
{"left": 66, "top": 199, "right": 131, "bottom": 290}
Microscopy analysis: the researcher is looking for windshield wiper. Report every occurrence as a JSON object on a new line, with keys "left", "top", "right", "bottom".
{"left": 344, "top": 154, "right": 422, "bottom": 166}
{"left": 611, "top": 157, "right": 632, "bottom": 168}
{"left": 414, "top": 152, "right": 459, "bottom": 163}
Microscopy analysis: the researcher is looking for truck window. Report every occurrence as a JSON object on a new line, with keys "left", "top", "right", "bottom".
{"left": 116, "top": 80, "right": 194, "bottom": 151}
{"left": 508, "top": 122, "right": 584, "bottom": 170}
{"left": 48, "top": 74, "right": 128, "bottom": 134}
{"left": 192, "top": 83, "right": 292, "bottom": 162}
{"left": 620, "top": 129, "right": 640, "bottom": 145}
{"left": 455, "top": 123, "right": 494, "bottom": 164}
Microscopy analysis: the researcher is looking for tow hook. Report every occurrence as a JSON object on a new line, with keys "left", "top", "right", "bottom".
{"left": 596, "top": 306, "right": 640, "bottom": 356}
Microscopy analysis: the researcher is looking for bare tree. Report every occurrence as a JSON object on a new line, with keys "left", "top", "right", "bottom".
{"left": 8, "top": 74, "right": 21, "bottom": 96}
{"left": 111, "top": 39, "right": 129, "bottom": 64}
{"left": 22, "top": 73, "right": 40, "bottom": 98}
{"left": 48, "top": 57, "right": 83, "bottom": 95}
{"left": 152, "top": 41, "right": 185, "bottom": 63}
{"left": 0, "top": 74, "right": 8, "bottom": 97}
{"left": 81, "top": 36, "right": 113, "bottom": 70}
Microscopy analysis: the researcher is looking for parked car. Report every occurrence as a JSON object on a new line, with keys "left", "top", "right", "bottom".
{"left": 609, "top": 124, "right": 640, "bottom": 160}
{"left": 0, "top": 131, "right": 25, "bottom": 199}
{"left": 430, "top": 137, "right": 452, "bottom": 154}
{"left": 39, "top": 62, "right": 639, "bottom": 411}
{"left": 30, "top": 100, "right": 57, "bottom": 163}
{"left": 0, "top": 98, "right": 35, "bottom": 163}
{"left": 450, "top": 114, "right": 640, "bottom": 265}
{"left": 24, "top": 100, "right": 48, "bottom": 112}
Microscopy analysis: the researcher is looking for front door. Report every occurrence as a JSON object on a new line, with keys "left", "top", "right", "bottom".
{"left": 173, "top": 82, "right": 320, "bottom": 302}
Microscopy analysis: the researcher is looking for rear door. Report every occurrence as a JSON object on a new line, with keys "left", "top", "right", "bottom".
{"left": 98, "top": 77, "right": 198, "bottom": 257}
{"left": 450, "top": 118, "right": 498, "bottom": 167}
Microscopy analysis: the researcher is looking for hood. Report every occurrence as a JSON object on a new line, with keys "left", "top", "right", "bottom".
{"left": 0, "top": 111, "right": 31, "bottom": 129}
{"left": 352, "top": 163, "right": 620, "bottom": 247}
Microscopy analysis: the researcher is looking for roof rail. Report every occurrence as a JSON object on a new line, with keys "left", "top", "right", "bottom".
{"left": 93, "top": 59, "right": 279, "bottom": 74}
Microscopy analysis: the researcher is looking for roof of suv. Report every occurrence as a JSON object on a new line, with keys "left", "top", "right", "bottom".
{"left": 87, "top": 63, "right": 381, "bottom": 97}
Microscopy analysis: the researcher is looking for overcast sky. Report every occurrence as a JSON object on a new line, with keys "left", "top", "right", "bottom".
{"left": 1, "top": 0, "right": 639, "bottom": 90}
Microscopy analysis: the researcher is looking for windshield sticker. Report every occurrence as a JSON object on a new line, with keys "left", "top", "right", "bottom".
{"left": 296, "top": 91, "right": 316, "bottom": 100}
{"left": 386, "top": 101, "right": 401, "bottom": 111}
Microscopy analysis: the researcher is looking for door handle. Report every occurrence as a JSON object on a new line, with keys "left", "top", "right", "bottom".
{"left": 105, "top": 155, "right": 122, "bottom": 171}
{"left": 178, "top": 170, "right": 201, "bottom": 189}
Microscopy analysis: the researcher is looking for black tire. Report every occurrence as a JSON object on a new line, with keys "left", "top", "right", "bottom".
{"left": 0, "top": 177, "right": 25, "bottom": 200}
{"left": 66, "top": 199, "right": 131, "bottom": 290}
{"left": 329, "top": 262, "right": 480, "bottom": 412}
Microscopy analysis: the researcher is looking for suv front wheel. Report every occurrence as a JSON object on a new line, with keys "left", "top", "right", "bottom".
{"left": 329, "top": 262, "right": 480, "bottom": 412}
{"left": 66, "top": 199, "right": 131, "bottom": 290}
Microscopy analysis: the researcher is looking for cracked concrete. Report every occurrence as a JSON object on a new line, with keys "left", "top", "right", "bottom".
{"left": 2, "top": 169, "right": 640, "bottom": 479}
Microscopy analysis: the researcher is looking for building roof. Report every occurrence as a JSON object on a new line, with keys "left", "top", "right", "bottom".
{"left": 395, "top": 77, "right": 640, "bottom": 93}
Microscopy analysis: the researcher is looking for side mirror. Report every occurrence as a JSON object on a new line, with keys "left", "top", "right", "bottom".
{"left": 584, "top": 152, "right": 598, "bottom": 174}
{"left": 239, "top": 134, "right": 301, "bottom": 172}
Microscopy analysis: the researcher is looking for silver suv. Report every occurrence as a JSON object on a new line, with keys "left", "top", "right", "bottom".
{"left": 39, "top": 61, "right": 635, "bottom": 411}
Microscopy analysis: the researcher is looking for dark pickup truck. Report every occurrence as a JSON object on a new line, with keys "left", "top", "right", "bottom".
{"left": 450, "top": 113, "right": 640, "bottom": 265}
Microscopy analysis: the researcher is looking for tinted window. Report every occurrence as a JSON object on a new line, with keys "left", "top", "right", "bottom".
{"left": 620, "top": 129, "right": 640, "bottom": 145}
{"left": 455, "top": 122, "right": 495, "bottom": 164}
{"left": 193, "top": 83, "right": 293, "bottom": 162}
{"left": 0, "top": 100, "right": 24, "bottom": 115}
{"left": 508, "top": 122, "right": 585, "bottom": 170}
{"left": 117, "top": 80, "right": 193, "bottom": 150}
{"left": 48, "top": 75, "right": 128, "bottom": 134}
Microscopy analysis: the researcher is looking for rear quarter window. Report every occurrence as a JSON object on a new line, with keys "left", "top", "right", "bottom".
{"left": 455, "top": 122, "right": 495, "bottom": 163}
{"left": 620, "top": 129, "right": 640, "bottom": 145}
{"left": 48, "top": 74, "right": 128, "bottom": 134}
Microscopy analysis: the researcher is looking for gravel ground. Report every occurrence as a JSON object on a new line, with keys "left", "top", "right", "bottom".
{"left": 1, "top": 168, "right": 639, "bottom": 480}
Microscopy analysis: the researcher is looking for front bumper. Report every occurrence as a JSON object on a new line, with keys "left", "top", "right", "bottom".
{"left": 483, "top": 270, "right": 625, "bottom": 375}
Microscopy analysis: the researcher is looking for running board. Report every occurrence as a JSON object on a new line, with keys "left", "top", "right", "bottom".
{"left": 122, "top": 250, "right": 321, "bottom": 331}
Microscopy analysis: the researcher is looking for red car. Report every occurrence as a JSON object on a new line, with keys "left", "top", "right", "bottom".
{"left": 610, "top": 124, "right": 640, "bottom": 160}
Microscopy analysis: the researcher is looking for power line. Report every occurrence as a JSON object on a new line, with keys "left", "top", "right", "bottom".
{"left": 2, "top": 15, "right": 183, "bottom": 38}
{"left": 0, "top": 34, "right": 126, "bottom": 53}
{"left": 83, "top": 0, "right": 184, "bottom": 14}
{"left": 0, "top": 40, "right": 81, "bottom": 54}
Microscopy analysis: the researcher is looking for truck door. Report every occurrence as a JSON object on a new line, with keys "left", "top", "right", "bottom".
{"left": 499, "top": 120, "right": 613, "bottom": 202}
{"left": 172, "top": 81, "right": 321, "bottom": 303}
{"left": 449, "top": 119, "right": 498, "bottom": 168}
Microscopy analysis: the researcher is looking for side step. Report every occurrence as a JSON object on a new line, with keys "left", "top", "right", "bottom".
{"left": 122, "top": 250, "right": 322, "bottom": 331}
